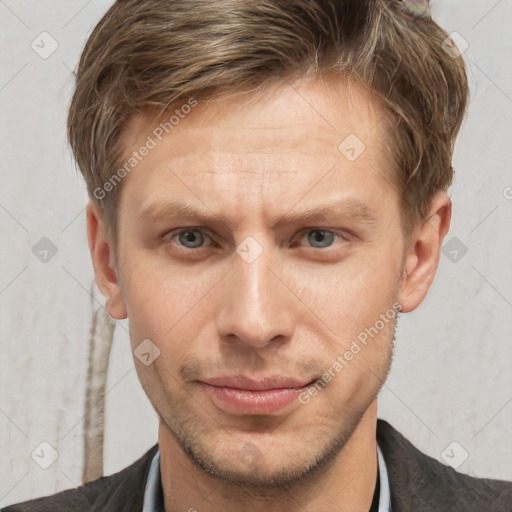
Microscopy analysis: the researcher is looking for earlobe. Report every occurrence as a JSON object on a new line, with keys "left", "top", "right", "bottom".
{"left": 397, "top": 193, "right": 452, "bottom": 313}
{"left": 86, "top": 200, "right": 128, "bottom": 320}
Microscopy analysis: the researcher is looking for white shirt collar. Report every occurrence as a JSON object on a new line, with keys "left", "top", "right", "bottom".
{"left": 377, "top": 442, "right": 392, "bottom": 512}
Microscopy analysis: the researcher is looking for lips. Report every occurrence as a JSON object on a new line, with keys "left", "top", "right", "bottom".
{"left": 198, "top": 375, "right": 315, "bottom": 415}
{"left": 201, "top": 375, "right": 313, "bottom": 390}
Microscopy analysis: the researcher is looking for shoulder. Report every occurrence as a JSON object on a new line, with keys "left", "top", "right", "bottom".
{"left": 377, "top": 419, "right": 512, "bottom": 512}
{"left": 2, "top": 444, "right": 158, "bottom": 512}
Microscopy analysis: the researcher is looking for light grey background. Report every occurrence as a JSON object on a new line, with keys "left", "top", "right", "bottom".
{"left": 1, "top": 0, "right": 511, "bottom": 507}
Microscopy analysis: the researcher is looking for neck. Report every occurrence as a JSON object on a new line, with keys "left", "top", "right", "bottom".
{"left": 158, "top": 400, "right": 379, "bottom": 512}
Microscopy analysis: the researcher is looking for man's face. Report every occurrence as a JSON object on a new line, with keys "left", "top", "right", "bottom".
{"left": 113, "top": 77, "right": 406, "bottom": 485}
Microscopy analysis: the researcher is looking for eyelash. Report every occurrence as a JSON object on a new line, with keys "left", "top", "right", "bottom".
{"left": 165, "top": 228, "right": 351, "bottom": 251}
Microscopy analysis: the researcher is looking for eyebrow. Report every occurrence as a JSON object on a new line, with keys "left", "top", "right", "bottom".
{"left": 138, "top": 198, "right": 378, "bottom": 229}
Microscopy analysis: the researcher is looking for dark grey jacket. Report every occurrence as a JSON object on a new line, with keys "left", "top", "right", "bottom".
{"left": 3, "top": 419, "right": 511, "bottom": 511}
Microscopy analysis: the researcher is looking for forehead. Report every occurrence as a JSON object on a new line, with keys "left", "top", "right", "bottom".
{"left": 117, "top": 76, "right": 397, "bottom": 226}
{"left": 122, "top": 75, "right": 387, "bottom": 155}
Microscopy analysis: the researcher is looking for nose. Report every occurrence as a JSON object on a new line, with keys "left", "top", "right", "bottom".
{"left": 216, "top": 239, "right": 295, "bottom": 350}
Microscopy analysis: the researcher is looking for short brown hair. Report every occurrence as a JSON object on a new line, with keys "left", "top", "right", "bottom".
{"left": 67, "top": 0, "right": 469, "bottom": 243}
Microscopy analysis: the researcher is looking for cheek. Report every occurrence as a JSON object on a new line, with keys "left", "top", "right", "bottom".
{"left": 288, "top": 246, "right": 402, "bottom": 338}
{"left": 120, "top": 249, "right": 237, "bottom": 402}
{"left": 121, "top": 253, "right": 224, "bottom": 349}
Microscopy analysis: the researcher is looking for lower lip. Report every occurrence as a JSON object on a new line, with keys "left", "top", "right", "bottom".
{"left": 200, "top": 383, "right": 310, "bottom": 415}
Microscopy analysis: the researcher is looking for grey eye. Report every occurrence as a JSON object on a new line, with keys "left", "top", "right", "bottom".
{"left": 306, "top": 230, "right": 335, "bottom": 248}
{"left": 176, "top": 229, "right": 206, "bottom": 248}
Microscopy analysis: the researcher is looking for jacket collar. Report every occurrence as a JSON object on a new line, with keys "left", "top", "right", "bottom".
{"left": 97, "top": 421, "right": 405, "bottom": 511}
{"left": 95, "top": 419, "right": 510, "bottom": 512}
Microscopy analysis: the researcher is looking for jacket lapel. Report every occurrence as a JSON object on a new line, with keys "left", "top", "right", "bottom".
{"left": 92, "top": 444, "right": 159, "bottom": 512}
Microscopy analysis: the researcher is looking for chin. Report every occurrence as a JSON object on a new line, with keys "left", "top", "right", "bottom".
{"left": 174, "top": 421, "right": 357, "bottom": 490}
{"left": 184, "top": 447, "right": 320, "bottom": 488}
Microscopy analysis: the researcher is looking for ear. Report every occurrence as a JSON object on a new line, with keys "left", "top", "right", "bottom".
{"left": 86, "top": 200, "right": 127, "bottom": 320}
{"left": 397, "top": 192, "right": 452, "bottom": 313}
